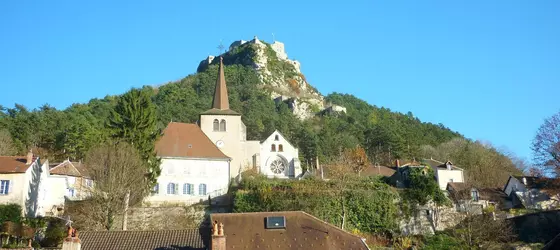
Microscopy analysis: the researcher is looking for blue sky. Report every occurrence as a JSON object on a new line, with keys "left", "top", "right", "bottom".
{"left": 1, "top": 0, "right": 559, "bottom": 160}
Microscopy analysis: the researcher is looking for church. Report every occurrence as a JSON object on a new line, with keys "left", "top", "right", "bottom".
{"left": 145, "top": 57, "right": 302, "bottom": 205}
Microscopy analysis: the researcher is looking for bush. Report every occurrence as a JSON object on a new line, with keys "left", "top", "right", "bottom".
{"left": 423, "top": 233, "right": 475, "bottom": 250}
{"left": 40, "top": 218, "right": 67, "bottom": 247}
{"left": 0, "top": 204, "right": 22, "bottom": 223}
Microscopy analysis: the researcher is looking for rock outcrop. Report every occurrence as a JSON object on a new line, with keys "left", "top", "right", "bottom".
{"left": 197, "top": 36, "right": 344, "bottom": 120}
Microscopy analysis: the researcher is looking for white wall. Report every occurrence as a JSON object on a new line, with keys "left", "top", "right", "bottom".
{"left": 435, "top": 169, "right": 464, "bottom": 190}
{"left": 259, "top": 131, "right": 301, "bottom": 178}
{"left": 145, "top": 157, "right": 230, "bottom": 205}
{"left": 0, "top": 173, "right": 28, "bottom": 209}
{"left": 504, "top": 177, "right": 526, "bottom": 196}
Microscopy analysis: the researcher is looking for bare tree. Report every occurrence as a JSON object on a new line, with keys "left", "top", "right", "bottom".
{"left": 532, "top": 111, "right": 560, "bottom": 176}
{"left": 0, "top": 129, "right": 16, "bottom": 155}
{"left": 84, "top": 140, "right": 148, "bottom": 230}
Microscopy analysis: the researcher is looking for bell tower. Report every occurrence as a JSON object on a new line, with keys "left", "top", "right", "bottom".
{"left": 200, "top": 57, "right": 244, "bottom": 178}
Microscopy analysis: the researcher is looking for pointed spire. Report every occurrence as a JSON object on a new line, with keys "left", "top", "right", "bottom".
{"left": 211, "top": 57, "right": 230, "bottom": 110}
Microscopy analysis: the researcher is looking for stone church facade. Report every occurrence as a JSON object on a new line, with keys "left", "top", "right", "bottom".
{"left": 146, "top": 57, "right": 301, "bottom": 205}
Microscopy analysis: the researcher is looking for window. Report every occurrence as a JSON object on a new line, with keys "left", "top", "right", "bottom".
{"left": 199, "top": 184, "right": 207, "bottom": 196}
{"left": 270, "top": 159, "right": 286, "bottom": 174}
{"left": 274, "top": 135, "right": 279, "bottom": 141}
{"left": 266, "top": 216, "right": 286, "bottom": 229}
{"left": 220, "top": 119, "right": 226, "bottom": 131}
{"left": 271, "top": 144, "right": 276, "bottom": 152}
{"left": 0, "top": 180, "right": 10, "bottom": 195}
{"left": 152, "top": 183, "right": 159, "bottom": 195}
{"left": 213, "top": 119, "right": 219, "bottom": 131}
{"left": 67, "top": 188, "right": 76, "bottom": 197}
{"left": 167, "top": 183, "right": 178, "bottom": 195}
{"left": 85, "top": 179, "right": 93, "bottom": 188}
{"left": 471, "top": 189, "right": 479, "bottom": 202}
{"left": 183, "top": 183, "right": 194, "bottom": 195}
{"left": 278, "top": 144, "right": 284, "bottom": 152}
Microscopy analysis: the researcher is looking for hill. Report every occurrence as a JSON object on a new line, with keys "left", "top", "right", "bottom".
{"left": 0, "top": 37, "right": 521, "bottom": 187}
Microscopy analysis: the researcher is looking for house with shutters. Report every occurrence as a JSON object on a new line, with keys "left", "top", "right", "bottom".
{"left": 0, "top": 152, "right": 51, "bottom": 217}
{"left": 145, "top": 57, "right": 302, "bottom": 206}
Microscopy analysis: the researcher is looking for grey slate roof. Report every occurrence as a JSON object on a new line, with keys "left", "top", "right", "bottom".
{"left": 79, "top": 229, "right": 208, "bottom": 250}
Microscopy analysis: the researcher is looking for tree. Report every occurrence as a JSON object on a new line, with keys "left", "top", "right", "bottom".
{"left": 532, "top": 111, "right": 560, "bottom": 176}
{"left": 0, "top": 129, "right": 16, "bottom": 156}
{"left": 84, "top": 140, "right": 147, "bottom": 230}
{"left": 343, "top": 145, "right": 369, "bottom": 176}
{"left": 108, "top": 88, "right": 161, "bottom": 186}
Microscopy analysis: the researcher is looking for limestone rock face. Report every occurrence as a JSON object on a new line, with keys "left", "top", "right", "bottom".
{"left": 197, "top": 37, "right": 343, "bottom": 120}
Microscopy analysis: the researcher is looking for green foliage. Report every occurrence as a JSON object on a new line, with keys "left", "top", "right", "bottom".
{"left": 423, "top": 233, "right": 475, "bottom": 250}
{"left": 0, "top": 204, "right": 22, "bottom": 223}
{"left": 402, "top": 167, "right": 450, "bottom": 206}
{"left": 108, "top": 88, "right": 161, "bottom": 185}
{"left": 40, "top": 218, "right": 67, "bottom": 247}
{"left": 233, "top": 174, "right": 399, "bottom": 234}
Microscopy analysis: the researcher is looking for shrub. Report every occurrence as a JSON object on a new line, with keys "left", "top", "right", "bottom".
{"left": 0, "top": 204, "right": 22, "bottom": 223}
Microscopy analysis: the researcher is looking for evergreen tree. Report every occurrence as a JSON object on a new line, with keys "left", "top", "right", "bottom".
{"left": 108, "top": 88, "right": 161, "bottom": 186}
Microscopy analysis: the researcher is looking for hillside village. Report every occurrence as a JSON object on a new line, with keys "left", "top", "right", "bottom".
{"left": 0, "top": 38, "right": 559, "bottom": 250}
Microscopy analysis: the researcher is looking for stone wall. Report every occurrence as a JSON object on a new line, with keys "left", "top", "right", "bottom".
{"left": 508, "top": 210, "right": 560, "bottom": 243}
{"left": 400, "top": 204, "right": 464, "bottom": 235}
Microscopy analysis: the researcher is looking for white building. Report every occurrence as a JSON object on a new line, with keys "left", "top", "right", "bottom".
{"left": 0, "top": 152, "right": 50, "bottom": 217}
{"left": 46, "top": 160, "right": 93, "bottom": 215}
{"left": 146, "top": 57, "right": 301, "bottom": 205}
{"left": 146, "top": 122, "right": 231, "bottom": 206}
{"left": 503, "top": 176, "right": 559, "bottom": 210}
{"left": 259, "top": 130, "right": 302, "bottom": 178}
{"left": 423, "top": 159, "right": 465, "bottom": 190}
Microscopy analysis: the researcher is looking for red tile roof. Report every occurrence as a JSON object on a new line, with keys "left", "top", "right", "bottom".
{"left": 155, "top": 122, "right": 230, "bottom": 159}
{"left": 79, "top": 229, "right": 207, "bottom": 250}
{"left": 0, "top": 156, "right": 35, "bottom": 173}
{"left": 211, "top": 211, "right": 369, "bottom": 250}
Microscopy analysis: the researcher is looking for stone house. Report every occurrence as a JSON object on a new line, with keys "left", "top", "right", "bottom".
{"left": 391, "top": 159, "right": 464, "bottom": 190}
{"left": 503, "top": 176, "right": 560, "bottom": 210}
{"left": 0, "top": 152, "right": 50, "bottom": 217}
{"left": 65, "top": 211, "right": 370, "bottom": 250}
{"left": 447, "top": 182, "right": 510, "bottom": 214}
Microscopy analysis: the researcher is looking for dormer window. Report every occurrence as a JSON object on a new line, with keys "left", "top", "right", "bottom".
{"left": 213, "top": 119, "right": 219, "bottom": 131}
{"left": 274, "top": 135, "right": 279, "bottom": 141}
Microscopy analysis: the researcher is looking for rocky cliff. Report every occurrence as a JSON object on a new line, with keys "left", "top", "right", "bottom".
{"left": 197, "top": 36, "right": 344, "bottom": 119}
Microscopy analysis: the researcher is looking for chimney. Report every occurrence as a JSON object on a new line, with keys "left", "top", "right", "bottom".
{"left": 211, "top": 221, "right": 226, "bottom": 250}
{"left": 396, "top": 159, "right": 400, "bottom": 168}
{"left": 25, "top": 149, "right": 33, "bottom": 165}
{"left": 61, "top": 227, "right": 81, "bottom": 250}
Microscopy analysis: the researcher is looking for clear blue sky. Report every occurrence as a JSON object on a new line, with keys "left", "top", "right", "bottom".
{"left": 1, "top": 1, "right": 559, "bottom": 160}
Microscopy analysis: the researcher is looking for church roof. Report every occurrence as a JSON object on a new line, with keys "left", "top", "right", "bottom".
{"left": 155, "top": 122, "right": 230, "bottom": 160}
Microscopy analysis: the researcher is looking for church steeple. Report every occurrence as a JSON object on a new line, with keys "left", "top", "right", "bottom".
{"left": 212, "top": 57, "right": 229, "bottom": 110}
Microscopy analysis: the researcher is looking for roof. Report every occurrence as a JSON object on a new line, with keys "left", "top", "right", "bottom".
{"left": 422, "top": 158, "right": 463, "bottom": 170}
{"left": 50, "top": 160, "right": 89, "bottom": 177}
{"left": 212, "top": 57, "right": 230, "bottom": 110}
{"left": 79, "top": 229, "right": 208, "bottom": 250}
{"left": 155, "top": 122, "right": 230, "bottom": 160}
{"left": 362, "top": 164, "right": 396, "bottom": 177}
{"left": 211, "top": 211, "right": 369, "bottom": 250}
{"left": 200, "top": 108, "right": 240, "bottom": 116}
{"left": 447, "top": 183, "right": 509, "bottom": 204}
{"left": 0, "top": 156, "right": 35, "bottom": 173}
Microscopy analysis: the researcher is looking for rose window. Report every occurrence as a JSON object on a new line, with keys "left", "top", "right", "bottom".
{"left": 270, "top": 159, "right": 286, "bottom": 174}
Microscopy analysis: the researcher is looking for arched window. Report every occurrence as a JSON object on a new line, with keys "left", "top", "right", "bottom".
{"left": 220, "top": 119, "right": 226, "bottom": 131}
{"left": 167, "top": 183, "right": 178, "bottom": 195}
{"left": 274, "top": 135, "right": 279, "bottom": 141}
{"left": 199, "top": 184, "right": 207, "bottom": 196}
{"left": 184, "top": 183, "right": 194, "bottom": 195}
{"left": 213, "top": 119, "right": 219, "bottom": 131}
{"left": 278, "top": 144, "right": 284, "bottom": 152}
{"left": 271, "top": 144, "right": 276, "bottom": 152}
